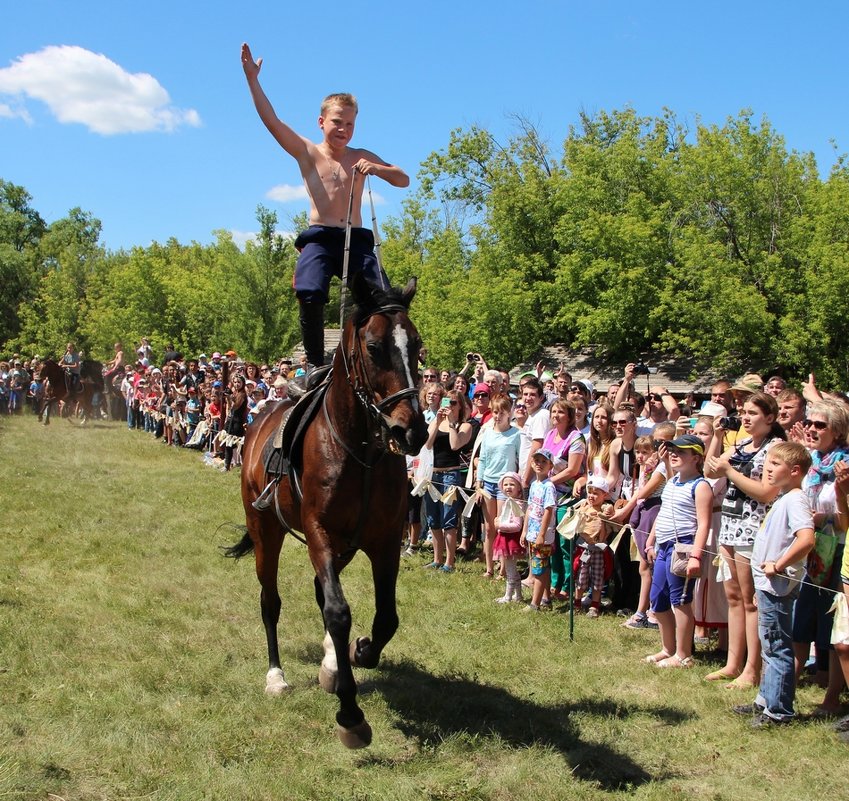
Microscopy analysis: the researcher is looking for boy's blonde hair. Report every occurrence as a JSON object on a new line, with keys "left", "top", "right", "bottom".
{"left": 769, "top": 442, "right": 813, "bottom": 473}
{"left": 321, "top": 93, "right": 358, "bottom": 116}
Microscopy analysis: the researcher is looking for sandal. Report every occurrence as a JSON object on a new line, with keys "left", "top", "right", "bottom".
{"left": 482, "top": 570, "right": 494, "bottom": 578}
{"left": 643, "top": 650, "right": 672, "bottom": 664}
{"left": 656, "top": 655, "right": 696, "bottom": 669}
{"left": 704, "top": 669, "right": 740, "bottom": 682}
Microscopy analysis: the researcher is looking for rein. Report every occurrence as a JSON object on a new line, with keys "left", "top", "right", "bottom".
{"left": 337, "top": 302, "right": 419, "bottom": 453}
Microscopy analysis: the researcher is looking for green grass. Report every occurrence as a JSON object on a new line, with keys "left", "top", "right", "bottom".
{"left": 0, "top": 414, "right": 846, "bottom": 800}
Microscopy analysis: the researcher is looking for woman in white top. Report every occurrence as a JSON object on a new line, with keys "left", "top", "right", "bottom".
{"left": 705, "top": 392, "right": 785, "bottom": 688}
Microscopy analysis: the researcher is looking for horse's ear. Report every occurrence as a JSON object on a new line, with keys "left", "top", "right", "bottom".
{"left": 350, "top": 270, "right": 378, "bottom": 311}
{"left": 401, "top": 277, "right": 417, "bottom": 307}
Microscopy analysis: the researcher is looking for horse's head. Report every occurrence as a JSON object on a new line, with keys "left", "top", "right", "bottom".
{"left": 346, "top": 273, "right": 428, "bottom": 456}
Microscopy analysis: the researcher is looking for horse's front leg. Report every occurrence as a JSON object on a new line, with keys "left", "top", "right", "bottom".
{"left": 312, "top": 548, "right": 371, "bottom": 749}
{"left": 350, "top": 549, "right": 400, "bottom": 670}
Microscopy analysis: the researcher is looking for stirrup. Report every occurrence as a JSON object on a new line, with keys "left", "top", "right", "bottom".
{"left": 252, "top": 479, "right": 278, "bottom": 511}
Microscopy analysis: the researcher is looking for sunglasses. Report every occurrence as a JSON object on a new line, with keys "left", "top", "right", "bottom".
{"left": 423, "top": 374, "right": 438, "bottom": 380}
{"left": 514, "top": 403, "right": 526, "bottom": 410}
{"left": 647, "top": 393, "right": 662, "bottom": 401}
{"left": 612, "top": 420, "right": 630, "bottom": 427}
{"left": 802, "top": 419, "right": 829, "bottom": 431}
{"left": 448, "top": 400, "right": 458, "bottom": 406}
{"left": 569, "top": 385, "right": 583, "bottom": 393}
{"left": 474, "top": 392, "right": 490, "bottom": 399}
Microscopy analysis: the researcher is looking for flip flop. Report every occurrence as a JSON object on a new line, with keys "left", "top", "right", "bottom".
{"left": 704, "top": 670, "right": 740, "bottom": 682}
{"left": 724, "top": 680, "right": 757, "bottom": 690}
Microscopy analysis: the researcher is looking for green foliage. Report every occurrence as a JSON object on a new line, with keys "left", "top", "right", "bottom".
{"left": 3, "top": 200, "right": 301, "bottom": 364}
{"left": 405, "top": 108, "right": 849, "bottom": 387}
{"left": 5, "top": 103, "right": 849, "bottom": 383}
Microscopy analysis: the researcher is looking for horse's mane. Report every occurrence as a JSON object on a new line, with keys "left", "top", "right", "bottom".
{"left": 350, "top": 278, "right": 412, "bottom": 327}
{"left": 80, "top": 360, "right": 104, "bottom": 382}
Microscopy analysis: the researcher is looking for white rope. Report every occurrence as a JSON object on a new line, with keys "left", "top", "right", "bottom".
{"left": 367, "top": 175, "right": 387, "bottom": 290}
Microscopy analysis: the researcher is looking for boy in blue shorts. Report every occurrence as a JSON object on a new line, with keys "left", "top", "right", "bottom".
{"left": 241, "top": 43, "right": 409, "bottom": 367}
{"left": 521, "top": 449, "right": 557, "bottom": 612}
{"left": 734, "top": 442, "right": 815, "bottom": 727}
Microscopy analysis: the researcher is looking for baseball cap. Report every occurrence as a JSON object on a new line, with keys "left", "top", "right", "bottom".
{"left": 531, "top": 448, "right": 554, "bottom": 463}
{"left": 669, "top": 434, "right": 705, "bottom": 456}
{"left": 588, "top": 475, "right": 610, "bottom": 494}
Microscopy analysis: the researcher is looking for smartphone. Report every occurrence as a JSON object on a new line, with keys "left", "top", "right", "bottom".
{"left": 689, "top": 416, "right": 698, "bottom": 429}
{"left": 440, "top": 397, "right": 451, "bottom": 409}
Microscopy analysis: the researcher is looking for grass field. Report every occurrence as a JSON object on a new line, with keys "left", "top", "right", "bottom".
{"left": 1, "top": 414, "right": 846, "bottom": 801}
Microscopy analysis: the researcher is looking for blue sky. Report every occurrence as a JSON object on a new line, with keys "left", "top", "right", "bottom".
{"left": 2, "top": 1, "right": 847, "bottom": 251}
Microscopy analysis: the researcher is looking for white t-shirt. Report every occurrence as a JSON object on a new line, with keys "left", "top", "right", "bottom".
{"left": 751, "top": 489, "right": 813, "bottom": 596}
{"left": 519, "top": 406, "right": 551, "bottom": 474}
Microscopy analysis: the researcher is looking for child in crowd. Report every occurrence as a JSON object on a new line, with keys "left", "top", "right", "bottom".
{"left": 644, "top": 434, "right": 712, "bottom": 668}
{"left": 521, "top": 449, "right": 557, "bottom": 611}
{"left": 573, "top": 476, "right": 616, "bottom": 618}
{"left": 185, "top": 388, "right": 201, "bottom": 443}
{"left": 734, "top": 442, "right": 815, "bottom": 727}
{"left": 615, "top": 436, "right": 667, "bottom": 628}
{"left": 494, "top": 472, "right": 526, "bottom": 603}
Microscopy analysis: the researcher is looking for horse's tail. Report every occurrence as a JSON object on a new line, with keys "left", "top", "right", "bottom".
{"left": 221, "top": 526, "right": 255, "bottom": 560}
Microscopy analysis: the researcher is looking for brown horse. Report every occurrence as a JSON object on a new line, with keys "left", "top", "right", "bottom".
{"left": 35, "top": 358, "right": 104, "bottom": 425}
{"left": 226, "top": 274, "right": 427, "bottom": 748}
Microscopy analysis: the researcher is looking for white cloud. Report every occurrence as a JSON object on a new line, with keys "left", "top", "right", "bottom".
{"left": 266, "top": 184, "right": 308, "bottom": 203}
{"left": 229, "top": 230, "right": 257, "bottom": 249}
{"left": 0, "top": 101, "right": 32, "bottom": 123}
{"left": 0, "top": 45, "right": 201, "bottom": 135}
{"left": 229, "top": 228, "right": 296, "bottom": 251}
{"left": 266, "top": 183, "right": 386, "bottom": 206}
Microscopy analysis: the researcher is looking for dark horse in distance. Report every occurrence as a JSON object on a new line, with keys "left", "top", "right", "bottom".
{"left": 226, "top": 274, "right": 427, "bottom": 748}
{"left": 35, "top": 358, "right": 105, "bottom": 425}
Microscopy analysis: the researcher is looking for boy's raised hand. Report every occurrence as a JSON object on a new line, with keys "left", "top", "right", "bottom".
{"left": 241, "top": 43, "right": 262, "bottom": 78}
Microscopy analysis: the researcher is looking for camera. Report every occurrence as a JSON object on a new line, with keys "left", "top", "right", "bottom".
{"left": 719, "top": 416, "right": 741, "bottom": 431}
{"left": 633, "top": 362, "right": 651, "bottom": 376}
{"left": 466, "top": 352, "right": 477, "bottom": 362}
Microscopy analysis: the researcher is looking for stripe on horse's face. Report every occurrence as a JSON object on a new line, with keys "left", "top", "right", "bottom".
{"left": 392, "top": 322, "right": 419, "bottom": 412}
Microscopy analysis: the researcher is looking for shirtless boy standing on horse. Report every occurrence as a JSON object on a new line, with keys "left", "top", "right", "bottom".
{"left": 241, "top": 43, "right": 410, "bottom": 369}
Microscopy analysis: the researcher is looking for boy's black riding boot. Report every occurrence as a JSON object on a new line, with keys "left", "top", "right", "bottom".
{"left": 299, "top": 301, "right": 325, "bottom": 368}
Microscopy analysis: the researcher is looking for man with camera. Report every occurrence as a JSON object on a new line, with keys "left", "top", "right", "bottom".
{"left": 614, "top": 362, "right": 678, "bottom": 435}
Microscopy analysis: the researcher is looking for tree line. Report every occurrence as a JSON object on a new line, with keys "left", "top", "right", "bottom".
{"left": 4, "top": 106, "right": 849, "bottom": 385}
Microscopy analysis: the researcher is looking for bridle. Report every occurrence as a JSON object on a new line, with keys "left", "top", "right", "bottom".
{"left": 328, "top": 302, "right": 420, "bottom": 460}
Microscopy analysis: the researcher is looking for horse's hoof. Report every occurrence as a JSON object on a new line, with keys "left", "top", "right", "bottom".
{"left": 318, "top": 665, "right": 338, "bottom": 694}
{"left": 337, "top": 720, "right": 372, "bottom": 749}
{"left": 349, "top": 637, "right": 378, "bottom": 669}
{"left": 265, "top": 667, "right": 290, "bottom": 696}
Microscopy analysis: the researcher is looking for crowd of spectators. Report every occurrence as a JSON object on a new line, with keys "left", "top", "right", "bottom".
{"left": 4, "top": 343, "right": 849, "bottom": 736}
{"left": 405, "top": 356, "right": 849, "bottom": 738}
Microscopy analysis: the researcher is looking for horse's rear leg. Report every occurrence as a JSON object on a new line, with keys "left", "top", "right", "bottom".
{"left": 350, "top": 551, "right": 399, "bottom": 670}
{"left": 252, "top": 521, "right": 289, "bottom": 695}
{"left": 312, "top": 551, "right": 371, "bottom": 749}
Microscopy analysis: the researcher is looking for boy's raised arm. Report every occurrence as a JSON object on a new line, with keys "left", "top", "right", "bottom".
{"left": 241, "top": 43, "right": 310, "bottom": 165}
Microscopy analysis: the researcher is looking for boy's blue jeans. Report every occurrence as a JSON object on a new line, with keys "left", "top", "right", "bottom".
{"left": 754, "top": 587, "right": 799, "bottom": 722}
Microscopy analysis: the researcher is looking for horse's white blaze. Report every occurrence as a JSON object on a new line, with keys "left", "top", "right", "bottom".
{"left": 392, "top": 323, "right": 418, "bottom": 410}
{"left": 321, "top": 631, "right": 338, "bottom": 673}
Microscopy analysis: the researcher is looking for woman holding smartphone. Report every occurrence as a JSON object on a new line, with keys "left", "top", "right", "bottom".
{"left": 423, "top": 390, "right": 474, "bottom": 573}
{"left": 705, "top": 392, "right": 785, "bottom": 687}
